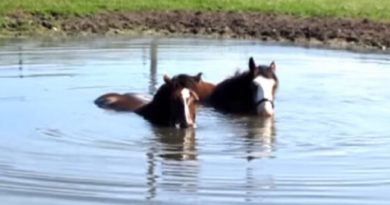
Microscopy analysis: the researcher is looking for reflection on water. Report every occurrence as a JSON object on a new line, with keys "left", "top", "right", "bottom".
{"left": 149, "top": 39, "right": 158, "bottom": 94}
{"left": 146, "top": 128, "right": 198, "bottom": 200}
{"left": 18, "top": 46, "right": 23, "bottom": 77}
{"left": 242, "top": 117, "right": 276, "bottom": 160}
{"left": 152, "top": 128, "right": 197, "bottom": 161}
{"left": 0, "top": 37, "right": 390, "bottom": 205}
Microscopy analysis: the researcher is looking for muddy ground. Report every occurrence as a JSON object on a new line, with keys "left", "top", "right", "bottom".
{"left": 2, "top": 11, "right": 390, "bottom": 51}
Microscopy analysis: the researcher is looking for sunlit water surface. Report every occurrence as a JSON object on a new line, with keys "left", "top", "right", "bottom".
{"left": 0, "top": 37, "right": 389, "bottom": 205}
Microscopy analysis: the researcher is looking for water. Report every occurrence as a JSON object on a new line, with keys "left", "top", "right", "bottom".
{"left": 0, "top": 37, "right": 389, "bottom": 205}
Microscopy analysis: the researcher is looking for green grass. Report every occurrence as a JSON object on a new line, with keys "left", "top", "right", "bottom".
{"left": 0, "top": 0, "right": 389, "bottom": 21}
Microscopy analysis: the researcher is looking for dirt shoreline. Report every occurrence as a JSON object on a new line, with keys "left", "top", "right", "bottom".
{"left": 1, "top": 11, "right": 389, "bottom": 52}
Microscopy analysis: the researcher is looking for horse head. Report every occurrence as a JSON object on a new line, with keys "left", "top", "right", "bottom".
{"left": 248, "top": 57, "right": 278, "bottom": 116}
{"left": 163, "top": 74, "right": 200, "bottom": 128}
{"left": 209, "top": 57, "right": 278, "bottom": 116}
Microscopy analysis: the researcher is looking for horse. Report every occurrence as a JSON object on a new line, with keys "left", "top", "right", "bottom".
{"left": 94, "top": 74, "right": 201, "bottom": 128}
{"left": 207, "top": 57, "right": 278, "bottom": 116}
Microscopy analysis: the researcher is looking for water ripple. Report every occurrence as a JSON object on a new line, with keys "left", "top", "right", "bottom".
{"left": 0, "top": 37, "right": 390, "bottom": 205}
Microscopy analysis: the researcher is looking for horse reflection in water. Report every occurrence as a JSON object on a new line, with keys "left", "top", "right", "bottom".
{"left": 146, "top": 128, "right": 198, "bottom": 200}
{"left": 219, "top": 113, "right": 276, "bottom": 160}
{"left": 153, "top": 128, "right": 197, "bottom": 161}
{"left": 145, "top": 117, "right": 276, "bottom": 200}
{"left": 243, "top": 116, "right": 276, "bottom": 160}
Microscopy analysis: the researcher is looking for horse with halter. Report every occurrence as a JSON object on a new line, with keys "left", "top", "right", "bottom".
{"left": 94, "top": 74, "right": 202, "bottom": 128}
{"left": 207, "top": 57, "right": 278, "bottom": 117}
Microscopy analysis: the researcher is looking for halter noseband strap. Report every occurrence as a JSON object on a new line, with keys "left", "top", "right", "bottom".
{"left": 255, "top": 98, "right": 274, "bottom": 108}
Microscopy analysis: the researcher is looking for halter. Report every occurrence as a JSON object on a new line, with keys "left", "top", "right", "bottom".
{"left": 255, "top": 98, "right": 274, "bottom": 108}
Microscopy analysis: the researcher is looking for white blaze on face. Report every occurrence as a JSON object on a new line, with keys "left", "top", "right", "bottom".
{"left": 253, "top": 75, "right": 276, "bottom": 115}
{"left": 181, "top": 88, "right": 194, "bottom": 126}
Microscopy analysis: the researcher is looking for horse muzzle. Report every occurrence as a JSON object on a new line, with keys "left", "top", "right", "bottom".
{"left": 255, "top": 98, "right": 275, "bottom": 117}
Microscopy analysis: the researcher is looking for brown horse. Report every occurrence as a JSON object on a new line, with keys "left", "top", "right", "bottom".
{"left": 207, "top": 57, "right": 278, "bottom": 116}
{"left": 192, "top": 72, "right": 216, "bottom": 102}
{"left": 94, "top": 74, "right": 201, "bottom": 128}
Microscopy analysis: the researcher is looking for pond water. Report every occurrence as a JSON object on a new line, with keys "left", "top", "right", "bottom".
{"left": 0, "top": 37, "right": 390, "bottom": 205}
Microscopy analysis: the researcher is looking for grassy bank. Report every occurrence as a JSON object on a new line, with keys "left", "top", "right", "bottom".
{"left": 0, "top": 0, "right": 390, "bottom": 21}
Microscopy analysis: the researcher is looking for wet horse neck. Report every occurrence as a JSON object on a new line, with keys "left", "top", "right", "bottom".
{"left": 135, "top": 101, "right": 172, "bottom": 126}
{"left": 135, "top": 85, "right": 173, "bottom": 126}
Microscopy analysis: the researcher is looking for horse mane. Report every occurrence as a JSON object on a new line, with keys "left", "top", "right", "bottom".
{"left": 171, "top": 74, "right": 199, "bottom": 93}
{"left": 209, "top": 70, "right": 255, "bottom": 113}
{"left": 151, "top": 74, "right": 199, "bottom": 104}
{"left": 218, "top": 70, "right": 253, "bottom": 90}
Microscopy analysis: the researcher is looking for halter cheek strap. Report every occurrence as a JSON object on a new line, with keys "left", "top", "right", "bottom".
{"left": 255, "top": 98, "right": 274, "bottom": 108}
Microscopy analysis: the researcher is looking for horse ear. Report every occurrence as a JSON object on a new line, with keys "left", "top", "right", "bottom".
{"left": 163, "top": 74, "right": 172, "bottom": 84}
{"left": 270, "top": 61, "right": 276, "bottom": 72}
{"left": 195, "top": 72, "right": 203, "bottom": 82}
{"left": 249, "top": 57, "right": 257, "bottom": 75}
